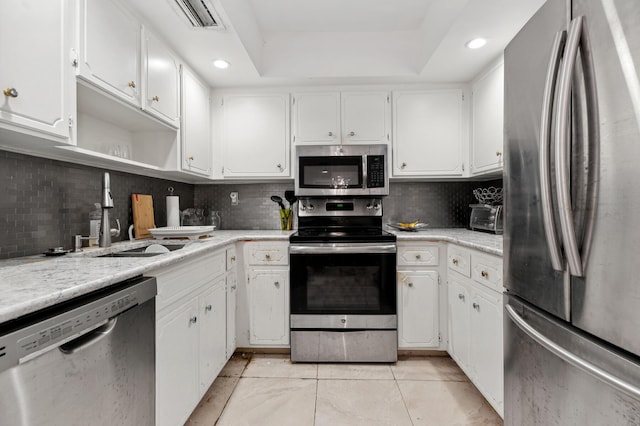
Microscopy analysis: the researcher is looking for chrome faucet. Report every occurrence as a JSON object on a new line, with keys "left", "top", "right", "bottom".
{"left": 99, "top": 172, "right": 120, "bottom": 247}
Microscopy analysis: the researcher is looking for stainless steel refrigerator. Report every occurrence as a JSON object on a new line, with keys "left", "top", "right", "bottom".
{"left": 504, "top": 0, "right": 640, "bottom": 424}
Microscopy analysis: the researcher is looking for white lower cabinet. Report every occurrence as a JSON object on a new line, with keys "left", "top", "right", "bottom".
{"left": 153, "top": 248, "right": 229, "bottom": 426}
{"left": 244, "top": 241, "right": 290, "bottom": 346}
{"left": 226, "top": 246, "right": 238, "bottom": 358}
{"left": 447, "top": 244, "right": 503, "bottom": 417}
{"left": 396, "top": 243, "right": 443, "bottom": 349}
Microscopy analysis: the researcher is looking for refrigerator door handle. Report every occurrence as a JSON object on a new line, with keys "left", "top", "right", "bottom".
{"left": 506, "top": 304, "right": 640, "bottom": 400}
{"left": 539, "top": 30, "right": 567, "bottom": 271}
{"left": 554, "top": 16, "right": 585, "bottom": 277}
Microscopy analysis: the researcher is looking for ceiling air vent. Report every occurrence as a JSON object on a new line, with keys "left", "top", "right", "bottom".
{"left": 174, "top": 0, "right": 225, "bottom": 29}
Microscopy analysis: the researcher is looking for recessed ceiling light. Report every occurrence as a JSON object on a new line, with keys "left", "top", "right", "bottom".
{"left": 213, "top": 59, "right": 230, "bottom": 69}
{"left": 465, "top": 38, "right": 487, "bottom": 49}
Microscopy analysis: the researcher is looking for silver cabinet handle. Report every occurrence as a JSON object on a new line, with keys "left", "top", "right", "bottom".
{"left": 555, "top": 16, "right": 586, "bottom": 277}
{"left": 205, "top": 305, "right": 212, "bottom": 312}
{"left": 408, "top": 282, "right": 413, "bottom": 287}
{"left": 189, "top": 316, "right": 197, "bottom": 325}
{"left": 328, "top": 131, "right": 333, "bottom": 137}
{"left": 458, "top": 294, "right": 465, "bottom": 301}
{"left": 348, "top": 131, "right": 355, "bottom": 136}
{"left": 276, "top": 164, "right": 283, "bottom": 171}
{"left": 401, "top": 162, "right": 407, "bottom": 169}
{"left": 274, "top": 281, "right": 280, "bottom": 287}
{"left": 265, "top": 253, "right": 271, "bottom": 260}
{"left": 231, "top": 285, "right": 237, "bottom": 290}
{"left": 506, "top": 304, "right": 640, "bottom": 400}
{"left": 472, "top": 303, "right": 480, "bottom": 310}
{"left": 415, "top": 254, "right": 421, "bottom": 259}
{"left": 539, "top": 30, "right": 566, "bottom": 272}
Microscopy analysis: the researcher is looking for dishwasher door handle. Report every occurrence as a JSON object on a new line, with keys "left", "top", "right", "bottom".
{"left": 59, "top": 317, "right": 118, "bottom": 355}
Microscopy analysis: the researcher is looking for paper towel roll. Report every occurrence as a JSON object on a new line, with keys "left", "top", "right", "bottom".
{"left": 166, "top": 196, "right": 180, "bottom": 227}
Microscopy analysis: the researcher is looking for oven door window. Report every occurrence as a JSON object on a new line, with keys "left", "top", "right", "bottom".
{"left": 298, "top": 156, "right": 363, "bottom": 189}
{"left": 290, "top": 252, "right": 396, "bottom": 315}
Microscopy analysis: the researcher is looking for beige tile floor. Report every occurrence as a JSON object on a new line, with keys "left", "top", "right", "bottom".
{"left": 185, "top": 353, "right": 502, "bottom": 426}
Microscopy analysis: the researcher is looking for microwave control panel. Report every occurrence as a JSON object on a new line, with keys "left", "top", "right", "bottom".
{"left": 366, "top": 155, "right": 385, "bottom": 188}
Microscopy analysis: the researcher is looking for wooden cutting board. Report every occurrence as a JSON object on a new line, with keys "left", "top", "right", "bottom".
{"left": 131, "top": 194, "right": 155, "bottom": 239}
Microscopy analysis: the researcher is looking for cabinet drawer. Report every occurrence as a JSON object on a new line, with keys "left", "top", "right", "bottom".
{"left": 226, "top": 245, "right": 237, "bottom": 271}
{"left": 471, "top": 252, "right": 503, "bottom": 291}
{"left": 448, "top": 246, "right": 471, "bottom": 277}
{"left": 154, "top": 250, "right": 226, "bottom": 312}
{"left": 397, "top": 244, "right": 439, "bottom": 266}
{"left": 246, "top": 243, "right": 289, "bottom": 266}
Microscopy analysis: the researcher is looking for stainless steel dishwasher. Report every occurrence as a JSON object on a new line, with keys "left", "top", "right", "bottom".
{"left": 0, "top": 275, "right": 157, "bottom": 426}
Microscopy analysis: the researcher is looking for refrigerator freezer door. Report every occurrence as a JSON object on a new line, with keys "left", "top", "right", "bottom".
{"left": 504, "top": 0, "right": 570, "bottom": 320}
{"left": 504, "top": 295, "right": 640, "bottom": 425}
{"left": 570, "top": 0, "right": 640, "bottom": 357}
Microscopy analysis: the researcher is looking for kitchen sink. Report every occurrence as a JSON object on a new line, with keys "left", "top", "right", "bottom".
{"left": 98, "top": 244, "right": 185, "bottom": 258}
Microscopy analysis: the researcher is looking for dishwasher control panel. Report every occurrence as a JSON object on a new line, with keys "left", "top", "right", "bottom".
{"left": 0, "top": 276, "right": 156, "bottom": 374}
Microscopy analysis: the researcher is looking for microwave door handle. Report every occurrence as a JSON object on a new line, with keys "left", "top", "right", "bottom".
{"left": 540, "top": 29, "right": 567, "bottom": 272}
{"left": 577, "top": 15, "right": 600, "bottom": 274}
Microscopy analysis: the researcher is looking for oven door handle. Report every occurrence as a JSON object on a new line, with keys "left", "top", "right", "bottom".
{"left": 289, "top": 244, "right": 397, "bottom": 254}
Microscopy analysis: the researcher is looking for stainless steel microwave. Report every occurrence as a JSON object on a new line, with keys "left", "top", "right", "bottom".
{"left": 295, "top": 144, "right": 389, "bottom": 196}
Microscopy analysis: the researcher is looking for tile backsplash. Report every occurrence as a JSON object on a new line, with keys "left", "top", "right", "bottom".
{"left": 0, "top": 150, "right": 193, "bottom": 259}
{"left": 1, "top": 149, "right": 501, "bottom": 259}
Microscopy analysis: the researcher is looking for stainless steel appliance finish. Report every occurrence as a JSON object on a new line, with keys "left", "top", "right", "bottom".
{"left": 0, "top": 276, "right": 157, "bottom": 425}
{"left": 469, "top": 204, "right": 503, "bottom": 234}
{"left": 295, "top": 144, "right": 388, "bottom": 196}
{"left": 504, "top": 0, "right": 640, "bottom": 423}
{"left": 289, "top": 196, "right": 397, "bottom": 363}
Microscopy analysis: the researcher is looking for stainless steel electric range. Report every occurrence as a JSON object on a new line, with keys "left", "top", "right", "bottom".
{"left": 289, "top": 197, "right": 397, "bottom": 362}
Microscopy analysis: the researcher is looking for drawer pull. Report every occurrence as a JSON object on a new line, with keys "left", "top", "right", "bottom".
{"left": 152, "top": 95, "right": 159, "bottom": 102}
{"left": 472, "top": 303, "right": 480, "bottom": 310}
{"left": 452, "top": 258, "right": 459, "bottom": 265}
{"left": 274, "top": 281, "right": 280, "bottom": 287}
{"left": 231, "top": 285, "right": 237, "bottom": 290}
{"left": 189, "top": 316, "right": 198, "bottom": 325}
{"left": 408, "top": 282, "right": 414, "bottom": 287}
{"left": 415, "top": 254, "right": 421, "bottom": 260}
{"left": 230, "top": 256, "right": 236, "bottom": 262}
{"left": 458, "top": 294, "right": 465, "bottom": 301}
{"left": 128, "top": 81, "right": 136, "bottom": 89}
{"left": 4, "top": 87, "right": 18, "bottom": 98}
{"left": 205, "top": 305, "right": 212, "bottom": 312}
{"left": 265, "top": 254, "right": 271, "bottom": 260}
{"left": 481, "top": 270, "right": 489, "bottom": 278}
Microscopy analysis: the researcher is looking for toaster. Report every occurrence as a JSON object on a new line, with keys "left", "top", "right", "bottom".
{"left": 470, "top": 204, "right": 503, "bottom": 234}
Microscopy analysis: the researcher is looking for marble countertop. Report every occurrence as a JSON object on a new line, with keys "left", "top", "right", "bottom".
{"left": 0, "top": 228, "right": 501, "bottom": 325}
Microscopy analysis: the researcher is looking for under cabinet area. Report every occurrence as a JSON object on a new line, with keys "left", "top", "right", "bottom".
{"left": 446, "top": 244, "right": 503, "bottom": 417}
{"left": 291, "top": 91, "right": 390, "bottom": 145}
{"left": 396, "top": 243, "right": 444, "bottom": 349}
{"left": 153, "top": 248, "right": 229, "bottom": 426}
{"left": 392, "top": 90, "right": 466, "bottom": 177}
{"left": 243, "top": 241, "right": 290, "bottom": 346}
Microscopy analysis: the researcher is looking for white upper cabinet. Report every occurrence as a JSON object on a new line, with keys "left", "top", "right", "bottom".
{"left": 341, "top": 91, "right": 390, "bottom": 144}
{"left": 181, "top": 66, "right": 211, "bottom": 176}
{"left": 392, "top": 90, "right": 465, "bottom": 177}
{"left": 143, "top": 28, "right": 179, "bottom": 127}
{"left": 79, "top": 0, "right": 140, "bottom": 105}
{"left": 0, "top": 0, "right": 73, "bottom": 140}
{"left": 292, "top": 91, "right": 390, "bottom": 145}
{"left": 471, "top": 59, "right": 504, "bottom": 175}
{"left": 292, "top": 92, "right": 340, "bottom": 144}
{"left": 221, "top": 93, "right": 290, "bottom": 178}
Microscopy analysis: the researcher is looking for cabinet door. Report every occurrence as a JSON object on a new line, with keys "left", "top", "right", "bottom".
{"left": 392, "top": 90, "right": 464, "bottom": 176}
{"left": 470, "top": 285, "right": 503, "bottom": 414}
{"left": 0, "top": 0, "right": 71, "bottom": 138}
{"left": 181, "top": 66, "right": 211, "bottom": 175}
{"left": 448, "top": 276, "right": 471, "bottom": 371}
{"left": 80, "top": 0, "right": 140, "bottom": 105}
{"left": 398, "top": 270, "right": 439, "bottom": 348}
{"left": 292, "top": 92, "right": 340, "bottom": 144}
{"left": 156, "top": 297, "right": 199, "bottom": 426}
{"left": 226, "top": 271, "right": 237, "bottom": 358}
{"left": 472, "top": 61, "right": 504, "bottom": 175}
{"left": 341, "top": 91, "right": 390, "bottom": 144}
{"left": 143, "top": 28, "right": 179, "bottom": 126}
{"left": 199, "top": 279, "right": 227, "bottom": 392}
{"left": 248, "top": 269, "right": 289, "bottom": 345}
{"left": 222, "top": 94, "right": 290, "bottom": 177}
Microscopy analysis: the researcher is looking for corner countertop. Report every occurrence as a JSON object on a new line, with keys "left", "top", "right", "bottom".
{"left": 0, "top": 228, "right": 501, "bottom": 325}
